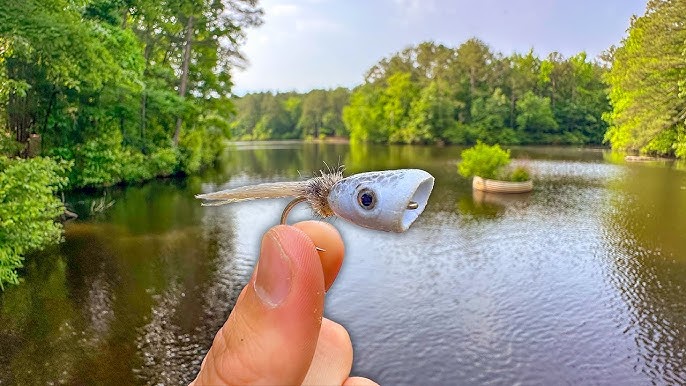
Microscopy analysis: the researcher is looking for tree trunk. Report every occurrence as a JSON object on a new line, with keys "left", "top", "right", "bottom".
{"left": 121, "top": 6, "right": 128, "bottom": 28}
{"left": 43, "top": 90, "right": 57, "bottom": 134}
{"left": 510, "top": 78, "right": 516, "bottom": 128}
{"left": 469, "top": 67, "right": 476, "bottom": 97}
{"left": 173, "top": 14, "right": 194, "bottom": 146}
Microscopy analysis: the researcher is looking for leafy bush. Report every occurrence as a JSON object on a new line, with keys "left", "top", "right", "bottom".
{"left": 642, "top": 127, "right": 677, "bottom": 157}
{"left": 0, "top": 131, "right": 24, "bottom": 156}
{"left": 178, "top": 129, "right": 204, "bottom": 174}
{"left": 675, "top": 126, "right": 686, "bottom": 159}
{"left": 442, "top": 123, "right": 473, "bottom": 145}
{"left": 51, "top": 131, "right": 183, "bottom": 187}
{"left": 178, "top": 128, "right": 224, "bottom": 175}
{"left": 120, "top": 150, "right": 153, "bottom": 184}
{"left": 509, "top": 166, "right": 531, "bottom": 182}
{"left": 72, "top": 132, "right": 126, "bottom": 187}
{"left": 458, "top": 142, "right": 511, "bottom": 179}
{"left": 0, "top": 156, "right": 70, "bottom": 288}
{"left": 149, "top": 147, "right": 179, "bottom": 177}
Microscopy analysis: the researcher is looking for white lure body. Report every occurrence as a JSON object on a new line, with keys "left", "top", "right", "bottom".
{"left": 327, "top": 169, "right": 434, "bottom": 232}
{"left": 196, "top": 168, "right": 435, "bottom": 232}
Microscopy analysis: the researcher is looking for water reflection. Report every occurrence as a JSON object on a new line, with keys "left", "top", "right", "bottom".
{"left": 457, "top": 190, "right": 533, "bottom": 220}
{"left": 1, "top": 142, "right": 685, "bottom": 385}
{"left": 603, "top": 164, "right": 686, "bottom": 384}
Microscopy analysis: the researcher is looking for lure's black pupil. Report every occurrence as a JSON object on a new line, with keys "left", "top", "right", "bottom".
{"left": 360, "top": 192, "right": 373, "bottom": 207}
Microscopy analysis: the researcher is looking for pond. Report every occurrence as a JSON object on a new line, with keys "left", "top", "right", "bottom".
{"left": 1, "top": 142, "right": 685, "bottom": 385}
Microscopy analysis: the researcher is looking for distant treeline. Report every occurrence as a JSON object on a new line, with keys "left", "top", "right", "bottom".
{"left": 231, "top": 88, "right": 350, "bottom": 140}
{"left": 232, "top": 39, "right": 610, "bottom": 146}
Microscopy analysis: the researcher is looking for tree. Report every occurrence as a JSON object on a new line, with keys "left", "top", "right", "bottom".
{"left": 451, "top": 38, "right": 494, "bottom": 122}
{"left": 470, "top": 88, "right": 517, "bottom": 144}
{"left": 381, "top": 72, "right": 420, "bottom": 143}
{"left": 0, "top": 0, "right": 264, "bottom": 288}
{"left": 506, "top": 50, "right": 540, "bottom": 127}
{"left": 604, "top": 0, "right": 686, "bottom": 157}
{"left": 323, "top": 87, "right": 350, "bottom": 137}
{"left": 343, "top": 84, "right": 383, "bottom": 142}
{"left": 298, "top": 90, "right": 328, "bottom": 138}
{"left": 407, "top": 81, "right": 457, "bottom": 143}
{"left": 342, "top": 39, "right": 610, "bottom": 146}
{"left": 516, "top": 91, "right": 558, "bottom": 143}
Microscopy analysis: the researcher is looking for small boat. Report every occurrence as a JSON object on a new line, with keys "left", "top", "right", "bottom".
{"left": 472, "top": 176, "right": 533, "bottom": 194}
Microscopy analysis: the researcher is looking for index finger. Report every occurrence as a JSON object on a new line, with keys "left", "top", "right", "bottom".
{"left": 294, "top": 221, "right": 344, "bottom": 291}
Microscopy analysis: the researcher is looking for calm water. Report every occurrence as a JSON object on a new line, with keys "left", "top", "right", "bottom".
{"left": 1, "top": 142, "right": 686, "bottom": 385}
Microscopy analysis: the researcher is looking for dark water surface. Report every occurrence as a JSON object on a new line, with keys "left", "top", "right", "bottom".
{"left": 2, "top": 142, "right": 686, "bottom": 385}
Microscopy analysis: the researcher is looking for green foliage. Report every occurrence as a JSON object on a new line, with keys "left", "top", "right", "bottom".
{"left": 224, "top": 40, "right": 609, "bottom": 145}
{"left": 0, "top": 0, "right": 263, "bottom": 177}
{"left": 0, "top": 131, "right": 23, "bottom": 156}
{"left": 71, "top": 131, "right": 126, "bottom": 187}
{"left": 604, "top": 0, "right": 686, "bottom": 158}
{"left": 230, "top": 88, "right": 350, "bottom": 140}
{"left": 178, "top": 128, "right": 224, "bottom": 175}
{"left": 508, "top": 166, "right": 531, "bottom": 182}
{"left": 0, "top": 156, "right": 69, "bottom": 288}
{"left": 342, "top": 40, "right": 609, "bottom": 146}
{"left": 516, "top": 91, "right": 559, "bottom": 142}
{"left": 120, "top": 150, "right": 154, "bottom": 184}
{"left": 343, "top": 84, "right": 383, "bottom": 142}
{"left": 469, "top": 88, "right": 520, "bottom": 144}
{"left": 0, "top": 0, "right": 261, "bottom": 288}
{"left": 149, "top": 148, "right": 179, "bottom": 177}
{"left": 50, "top": 131, "right": 183, "bottom": 188}
{"left": 458, "top": 142, "right": 511, "bottom": 179}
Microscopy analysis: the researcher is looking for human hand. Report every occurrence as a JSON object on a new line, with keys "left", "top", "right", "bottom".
{"left": 191, "top": 221, "right": 378, "bottom": 385}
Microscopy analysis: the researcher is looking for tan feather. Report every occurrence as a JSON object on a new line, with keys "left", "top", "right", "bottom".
{"left": 195, "top": 181, "right": 309, "bottom": 206}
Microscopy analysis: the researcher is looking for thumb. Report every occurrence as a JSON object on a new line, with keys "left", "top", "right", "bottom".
{"left": 193, "top": 225, "right": 326, "bottom": 385}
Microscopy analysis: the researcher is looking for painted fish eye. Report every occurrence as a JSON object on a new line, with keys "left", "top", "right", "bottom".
{"left": 357, "top": 188, "right": 376, "bottom": 210}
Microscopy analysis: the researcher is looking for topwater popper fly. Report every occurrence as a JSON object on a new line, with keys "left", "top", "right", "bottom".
{"left": 195, "top": 168, "right": 435, "bottom": 232}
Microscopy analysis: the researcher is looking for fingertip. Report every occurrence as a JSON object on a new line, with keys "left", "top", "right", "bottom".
{"left": 293, "top": 221, "right": 345, "bottom": 291}
{"left": 302, "top": 318, "right": 353, "bottom": 385}
{"left": 343, "top": 376, "right": 380, "bottom": 386}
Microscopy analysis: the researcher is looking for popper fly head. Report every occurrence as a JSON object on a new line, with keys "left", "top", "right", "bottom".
{"left": 326, "top": 169, "right": 435, "bottom": 232}
{"left": 196, "top": 168, "right": 435, "bottom": 232}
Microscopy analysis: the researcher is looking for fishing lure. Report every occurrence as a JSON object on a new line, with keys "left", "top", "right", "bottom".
{"left": 196, "top": 168, "right": 435, "bottom": 232}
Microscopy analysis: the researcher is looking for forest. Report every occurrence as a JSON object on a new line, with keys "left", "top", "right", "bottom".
{"left": 232, "top": 41, "right": 611, "bottom": 146}
{"left": 230, "top": 1, "right": 686, "bottom": 155}
{"left": 1, "top": 0, "right": 262, "bottom": 188}
{"left": 231, "top": 39, "right": 610, "bottom": 145}
{"left": 230, "top": 87, "right": 350, "bottom": 140}
{"left": 1, "top": 0, "right": 686, "bottom": 287}
{"left": 0, "top": 0, "right": 262, "bottom": 286}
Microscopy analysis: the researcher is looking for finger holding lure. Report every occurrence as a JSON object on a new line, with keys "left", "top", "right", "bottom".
{"left": 195, "top": 168, "right": 435, "bottom": 233}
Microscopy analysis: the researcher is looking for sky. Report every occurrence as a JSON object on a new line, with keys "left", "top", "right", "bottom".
{"left": 231, "top": 0, "right": 647, "bottom": 94}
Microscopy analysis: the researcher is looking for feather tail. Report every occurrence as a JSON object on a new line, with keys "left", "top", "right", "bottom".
{"left": 195, "top": 181, "right": 309, "bottom": 206}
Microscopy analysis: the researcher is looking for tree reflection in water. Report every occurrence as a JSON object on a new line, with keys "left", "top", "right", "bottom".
{"left": 603, "top": 164, "right": 686, "bottom": 384}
